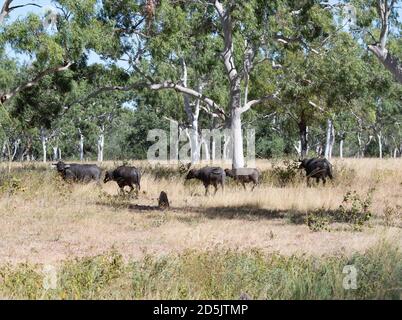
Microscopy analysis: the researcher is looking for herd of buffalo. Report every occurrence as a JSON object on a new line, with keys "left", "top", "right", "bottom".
{"left": 52, "top": 157, "right": 333, "bottom": 196}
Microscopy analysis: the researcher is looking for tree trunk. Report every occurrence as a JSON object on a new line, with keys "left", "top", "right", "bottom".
{"left": 230, "top": 78, "right": 244, "bottom": 169}
{"left": 201, "top": 137, "right": 210, "bottom": 161}
{"left": 324, "top": 119, "right": 335, "bottom": 159}
{"left": 26, "top": 136, "right": 33, "bottom": 162}
{"left": 368, "top": 45, "right": 402, "bottom": 84}
{"left": 298, "top": 119, "right": 308, "bottom": 158}
{"left": 78, "top": 129, "right": 84, "bottom": 161}
{"left": 40, "top": 128, "right": 47, "bottom": 163}
{"left": 181, "top": 58, "right": 201, "bottom": 164}
{"left": 97, "top": 125, "right": 105, "bottom": 162}
{"left": 1, "top": 141, "right": 6, "bottom": 161}
{"left": 223, "top": 129, "right": 232, "bottom": 162}
{"left": 357, "top": 132, "right": 363, "bottom": 158}
{"left": 211, "top": 138, "right": 216, "bottom": 161}
{"left": 339, "top": 139, "right": 344, "bottom": 158}
{"left": 11, "top": 139, "right": 20, "bottom": 161}
{"left": 53, "top": 147, "right": 58, "bottom": 161}
{"left": 377, "top": 132, "right": 383, "bottom": 159}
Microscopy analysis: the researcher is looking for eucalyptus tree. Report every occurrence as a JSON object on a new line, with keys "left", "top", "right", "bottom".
{"left": 91, "top": 0, "right": 346, "bottom": 168}
{"left": 342, "top": 0, "right": 402, "bottom": 84}
{"left": 0, "top": 0, "right": 117, "bottom": 106}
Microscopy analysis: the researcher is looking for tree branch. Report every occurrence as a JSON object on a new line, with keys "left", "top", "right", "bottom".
{"left": 1, "top": 62, "right": 73, "bottom": 105}
{"left": 0, "top": 1, "right": 42, "bottom": 24}
{"left": 368, "top": 0, "right": 402, "bottom": 84}
{"left": 241, "top": 91, "right": 280, "bottom": 113}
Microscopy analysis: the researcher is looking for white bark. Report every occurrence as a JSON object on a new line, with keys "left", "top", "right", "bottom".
{"left": 367, "top": 0, "right": 402, "bottom": 84}
{"left": 97, "top": 125, "right": 105, "bottom": 162}
{"left": 40, "top": 128, "right": 47, "bottom": 163}
{"left": 339, "top": 139, "right": 344, "bottom": 158}
{"left": 181, "top": 58, "right": 201, "bottom": 164}
{"left": 53, "top": 147, "right": 58, "bottom": 160}
{"left": 377, "top": 132, "right": 383, "bottom": 158}
{"left": 324, "top": 119, "right": 335, "bottom": 159}
{"left": 78, "top": 129, "right": 84, "bottom": 161}
{"left": 11, "top": 138, "right": 20, "bottom": 161}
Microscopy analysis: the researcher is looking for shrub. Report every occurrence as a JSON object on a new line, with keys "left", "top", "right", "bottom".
{"left": 337, "top": 188, "right": 374, "bottom": 231}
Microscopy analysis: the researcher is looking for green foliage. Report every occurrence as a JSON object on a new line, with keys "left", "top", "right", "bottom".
{"left": 306, "top": 210, "right": 331, "bottom": 232}
{"left": 270, "top": 160, "right": 301, "bottom": 187}
{"left": 338, "top": 188, "right": 374, "bottom": 231}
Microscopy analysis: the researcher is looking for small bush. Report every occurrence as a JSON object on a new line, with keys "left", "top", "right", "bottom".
{"left": 383, "top": 202, "right": 401, "bottom": 227}
{"left": 337, "top": 188, "right": 374, "bottom": 231}
{"left": 306, "top": 210, "right": 331, "bottom": 232}
{"left": 269, "top": 160, "right": 301, "bottom": 187}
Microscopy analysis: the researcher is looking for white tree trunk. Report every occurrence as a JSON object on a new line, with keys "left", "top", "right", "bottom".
{"left": 11, "top": 139, "right": 20, "bottom": 161}
{"left": 201, "top": 137, "right": 210, "bottom": 161}
{"left": 324, "top": 119, "right": 334, "bottom": 159}
{"left": 97, "top": 125, "right": 105, "bottom": 162}
{"left": 78, "top": 129, "right": 84, "bottom": 161}
{"left": 231, "top": 108, "right": 244, "bottom": 168}
{"left": 42, "top": 138, "right": 47, "bottom": 163}
{"left": 182, "top": 59, "right": 202, "bottom": 164}
{"left": 377, "top": 132, "right": 383, "bottom": 159}
{"left": 53, "top": 147, "right": 58, "bottom": 160}
{"left": 339, "top": 139, "right": 344, "bottom": 158}
{"left": 40, "top": 128, "right": 47, "bottom": 163}
{"left": 211, "top": 138, "right": 216, "bottom": 161}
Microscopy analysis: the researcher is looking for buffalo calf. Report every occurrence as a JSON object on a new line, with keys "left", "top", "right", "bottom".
{"left": 104, "top": 166, "right": 141, "bottom": 194}
{"left": 225, "top": 168, "right": 260, "bottom": 190}
{"left": 185, "top": 166, "right": 225, "bottom": 196}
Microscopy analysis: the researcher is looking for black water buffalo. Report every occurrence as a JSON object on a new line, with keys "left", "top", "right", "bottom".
{"left": 104, "top": 166, "right": 141, "bottom": 194}
{"left": 185, "top": 166, "right": 225, "bottom": 195}
{"left": 298, "top": 158, "right": 333, "bottom": 186}
{"left": 52, "top": 161, "right": 101, "bottom": 182}
{"left": 225, "top": 168, "right": 260, "bottom": 190}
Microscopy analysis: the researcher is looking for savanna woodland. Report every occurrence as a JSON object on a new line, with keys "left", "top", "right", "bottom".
{"left": 0, "top": 0, "right": 401, "bottom": 300}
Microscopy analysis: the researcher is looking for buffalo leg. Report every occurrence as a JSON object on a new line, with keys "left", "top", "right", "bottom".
{"left": 241, "top": 182, "right": 246, "bottom": 190}
{"left": 212, "top": 182, "right": 218, "bottom": 195}
{"left": 204, "top": 184, "right": 209, "bottom": 196}
{"left": 322, "top": 177, "right": 326, "bottom": 186}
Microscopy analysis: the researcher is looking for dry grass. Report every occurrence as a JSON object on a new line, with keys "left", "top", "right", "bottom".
{"left": 0, "top": 158, "right": 401, "bottom": 265}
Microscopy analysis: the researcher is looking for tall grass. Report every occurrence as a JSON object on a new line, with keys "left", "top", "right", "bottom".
{"left": 0, "top": 241, "right": 401, "bottom": 300}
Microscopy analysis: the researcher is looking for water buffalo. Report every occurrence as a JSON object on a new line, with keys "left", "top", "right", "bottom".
{"left": 52, "top": 161, "right": 101, "bottom": 183}
{"left": 104, "top": 165, "right": 141, "bottom": 194}
{"left": 298, "top": 158, "right": 333, "bottom": 186}
{"left": 185, "top": 166, "right": 225, "bottom": 195}
{"left": 225, "top": 168, "right": 260, "bottom": 190}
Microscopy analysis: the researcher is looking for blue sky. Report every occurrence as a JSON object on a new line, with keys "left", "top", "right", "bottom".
{"left": 5, "top": 0, "right": 402, "bottom": 66}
